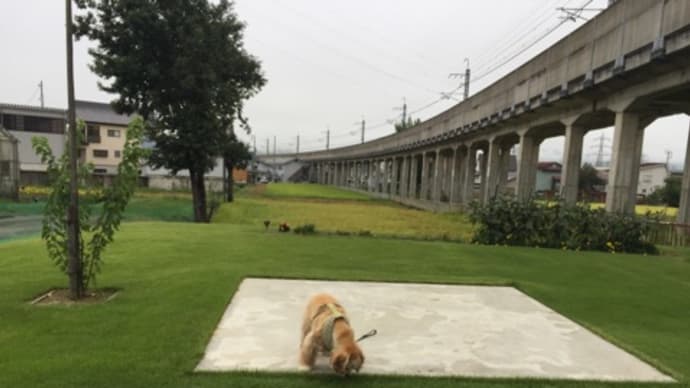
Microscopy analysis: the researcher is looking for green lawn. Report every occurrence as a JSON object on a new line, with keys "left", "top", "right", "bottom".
{"left": 0, "top": 194, "right": 193, "bottom": 222}
{"left": 1, "top": 222, "right": 689, "bottom": 388}
{"left": 261, "top": 182, "right": 371, "bottom": 201}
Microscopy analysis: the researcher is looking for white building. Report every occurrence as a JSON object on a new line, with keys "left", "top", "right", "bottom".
{"left": 637, "top": 163, "right": 669, "bottom": 196}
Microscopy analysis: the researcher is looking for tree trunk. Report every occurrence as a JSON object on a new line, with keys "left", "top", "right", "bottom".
{"left": 65, "top": 0, "right": 83, "bottom": 299}
{"left": 190, "top": 169, "right": 208, "bottom": 223}
{"left": 226, "top": 162, "right": 235, "bottom": 202}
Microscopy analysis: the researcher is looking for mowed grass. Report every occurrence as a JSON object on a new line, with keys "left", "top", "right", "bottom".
{"left": 1, "top": 222, "right": 689, "bottom": 388}
{"left": 217, "top": 184, "right": 472, "bottom": 241}
{"left": 0, "top": 193, "right": 193, "bottom": 222}
{"left": 261, "top": 182, "right": 371, "bottom": 200}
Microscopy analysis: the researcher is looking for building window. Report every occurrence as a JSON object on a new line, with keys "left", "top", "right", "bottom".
{"left": 94, "top": 168, "right": 107, "bottom": 174}
{"left": 2, "top": 114, "right": 17, "bottom": 130}
{"left": 93, "top": 149, "right": 108, "bottom": 158}
{"left": 23, "top": 116, "right": 64, "bottom": 133}
{"left": 107, "top": 129, "right": 121, "bottom": 138}
{"left": 87, "top": 124, "right": 101, "bottom": 143}
{"left": 2, "top": 114, "right": 64, "bottom": 134}
{"left": 0, "top": 161, "right": 9, "bottom": 175}
{"left": 114, "top": 150, "right": 121, "bottom": 158}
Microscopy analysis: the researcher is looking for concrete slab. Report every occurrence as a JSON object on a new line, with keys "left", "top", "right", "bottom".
{"left": 196, "top": 278, "right": 672, "bottom": 381}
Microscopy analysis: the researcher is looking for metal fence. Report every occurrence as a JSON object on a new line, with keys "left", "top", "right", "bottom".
{"left": 647, "top": 222, "right": 690, "bottom": 247}
{"left": 0, "top": 126, "right": 20, "bottom": 200}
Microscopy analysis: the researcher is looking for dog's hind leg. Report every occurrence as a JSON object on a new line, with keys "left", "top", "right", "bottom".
{"left": 299, "top": 332, "right": 317, "bottom": 370}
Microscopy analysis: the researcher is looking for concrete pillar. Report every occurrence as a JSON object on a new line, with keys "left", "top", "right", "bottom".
{"left": 392, "top": 157, "right": 400, "bottom": 196}
{"left": 385, "top": 159, "right": 390, "bottom": 194}
{"left": 432, "top": 149, "right": 442, "bottom": 201}
{"left": 368, "top": 160, "right": 375, "bottom": 192}
{"left": 678, "top": 122, "right": 690, "bottom": 224}
{"left": 400, "top": 156, "right": 409, "bottom": 198}
{"left": 484, "top": 140, "right": 502, "bottom": 203}
{"left": 516, "top": 134, "right": 541, "bottom": 201}
{"left": 446, "top": 149, "right": 456, "bottom": 202}
{"left": 498, "top": 146, "right": 512, "bottom": 193}
{"left": 345, "top": 161, "right": 350, "bottom": 187}
{"left": 409, "top": 155, "right": 419, "bottom": 199}
{"left": 606, "top": 112, "right": 647, "bottom": 214}
{"left": 418, "top": 153, "right": 427, "bottom": 200}
{"left": 462, "top": 147, "right": 477, "bottom": 203}
{"left": 377, "top": 160, "right": 383, "bottom": 193}
{"left": 450, "top": 147, "right": 464, "bottom": 203}
{"left": 478, "top": 148, "right": 489, "bottom": 203}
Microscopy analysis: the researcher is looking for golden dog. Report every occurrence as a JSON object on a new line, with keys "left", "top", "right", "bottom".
{"left": 299, "top": 293, "right": 365, "bottom": 375}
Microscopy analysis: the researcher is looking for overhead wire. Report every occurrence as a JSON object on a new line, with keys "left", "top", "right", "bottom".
{"left": 245, "top": 1, "right": 442, "bottom": 98}
{"left": 471, "top": 0, "right": 594, "bottom": 84}
{"left": 471, "top": 0, "right": 565, "bottom": 73}
{"left": 266, "top": 0, "right": 443, "bottom": 85}
{"left": 258, "top": 0, "right": 600, "bottom": 153}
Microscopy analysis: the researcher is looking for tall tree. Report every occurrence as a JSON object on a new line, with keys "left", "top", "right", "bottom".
{"left": 579, "top": 163, "right": 605, "bottom": 194}
{"left": 394, "top": 116, "right": 421, "bottom": 132}
{"left": 75, "top": 0, "right": 266, "bottom": 222}
{"left": 223, "top": 139, "right": 252, "bottom": 202}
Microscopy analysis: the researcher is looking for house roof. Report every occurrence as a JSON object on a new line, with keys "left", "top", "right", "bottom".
{"left": 0, "top": 102, "right": 66, "bottom": 117}
{"left": 75, "top": 100, "right": 132, "bottom": 126}
{"left": 537, "top": 161, "right": 562, "bottom": 172}
{"left": 639, "top": 162, "right": 667, "bottom": 169}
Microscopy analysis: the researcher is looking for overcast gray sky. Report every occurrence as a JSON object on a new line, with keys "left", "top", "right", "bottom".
{"left": 0, "top": 0, "right": 687, "bottom": 169}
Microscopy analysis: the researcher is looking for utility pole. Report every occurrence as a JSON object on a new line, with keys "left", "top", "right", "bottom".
{"left": 38, "top": 80, "right": 45, "bottom": 108}
{"left": 251, "top": 135, "right": 256, "bottom": 154}
{"left": 593, "top": 132, "right": 611, "bottom": 168}
{"left": 266, "top": 138, "right": 269, "bottom": 155}
{"left": 325, "top": 127, "right": 330, "bottom": 150}
{"left": 463, "top": 58, "right": 470, "bottom": 100}
{"left": 665, "top": 149, "right": 672, "bottom": 170}
{"left": 449, "top": 58, "right": 471, "bottom": 100}
{"left": 65, "top": 0, "right": 82, "bottom": 299}
{"left": 393, "top": 98, "right": 407, "bottom": 129}
{"left": 402, "top": 98, "right": 407, "bottom": 125}
{"left": 273, "top": 135, "right": 277, "bottom": 181}
{"left": 361, "top": 118, "right": 365, "bottom": 144}
{"left": 296, "top": 134, "right": 300, "bottom": 155}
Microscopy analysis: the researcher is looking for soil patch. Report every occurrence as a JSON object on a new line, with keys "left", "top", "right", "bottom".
{"left": 30, "top": 288, "right": 120, "bottom": 305}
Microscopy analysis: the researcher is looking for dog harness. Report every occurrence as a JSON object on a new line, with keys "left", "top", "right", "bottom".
{"left": 320, "top": 303, "right": 348, "bottom": 351}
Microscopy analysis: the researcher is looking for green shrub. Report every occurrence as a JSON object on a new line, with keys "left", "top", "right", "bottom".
{"left": 357, "top": 230, "right": 373, "bottom": 237}
{"left": 468, "top": 196, "right": 659, "bottom": 254}
{"left": 294, "top": 224, "right": 316, "bottom": 235}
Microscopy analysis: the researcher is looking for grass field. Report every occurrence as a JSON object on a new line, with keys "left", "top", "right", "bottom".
{"left": 2, "top": 183, "right": 689, "bottom": 387}
{"left": 217, "top": 184, "right": 473, "bottom": 241}
{"left": 261, "top": 182, "right": 371, "bottom": 200}
{"left": 0, "top": 193, "right": 193, "bottom": 222}
{"left": 1, "top": 222, "right": 689, "bottom": 388}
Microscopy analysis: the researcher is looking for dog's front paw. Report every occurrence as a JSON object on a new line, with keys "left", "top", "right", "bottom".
{"left": 297, "top": 364, "right": 311, "bottom": 372}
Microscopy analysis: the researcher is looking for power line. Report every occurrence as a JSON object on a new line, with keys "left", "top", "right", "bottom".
{"left": 256, "top": 0, "right": 601, "bottom": 153}
{"left": 471, "top": 0, "right": 564, "bottom": 73}
{"left": 471, "top": 0, "right": 594, "bottom": 85}
{"left": 245, "top": 2, "right": 442, "bottom": 98}
{"left": 266, "top": 0, "right": 443, "bottom": 85}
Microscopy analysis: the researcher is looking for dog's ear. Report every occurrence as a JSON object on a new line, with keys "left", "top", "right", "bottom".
{"left": 331, "top": 352, "right": 350, "bottom": 375}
